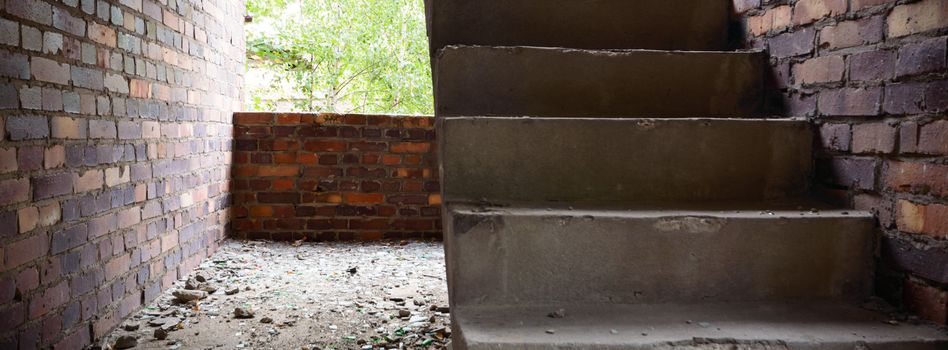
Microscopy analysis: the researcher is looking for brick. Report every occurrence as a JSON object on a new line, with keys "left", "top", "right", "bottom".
{"left": 0, "top": 82, "right": 16, "bottom": 109}
{"left": 817, "top": 157, "right": 876, "bottom": 190}
{"left": 71, "top": 66, "right": 105, "bottom": 90}
{"left": 17, "top": 86, "right": 38, "bottom": 110}
{"left": 104, "top": 73, "right": 129, "bottom": 93}
{"left": 792, "top": 0, "right": 847, "bottom": 25}
{"left": 38, "top": 203, "right": 59, "bottom": 227}
{"left": 0, "top": 148, "right": 16, "bottom": 173}
{"left": 74, "top": 170, "right": 103, "bottom": 193}
{"left": 896, "top": 37, "right": 947, "bottom": 78}
{"left": 17, "top": 206, "right": 38, "bottom": 233}
{"left": 904, "top": 278, "right": 948, "bottom": 325}
{"left": 43, "top": 31, "right": 63, "bottom": 54}
{"left": 64, "top": 91, "right": 81, "bottom": 113}
{"left": 818, "top": 16, "right": 883, "bottom": 50}
{"left": 31, "top": 57, "right": 70, "bottom": 85}
{"left": 6, "top": 0, "right": 52, "bottom": 25}
{"left": 818, "top": 87, "right": 881, "bottom": 116}
{"left": 896, "top": 200, "right": 948, "bottom": 238}
{"left": 344, "top": 192, "right": 385, "bottom": 204}
{"left": 304, "top": 140, "right": 346, "bottom": 152}
{"left": 142, "top": 121, "right": 160, "bottom": 138}
{"left": 52, "top": 7, "right": 86, "bottom": 36}
{"left": 850, "top": 50, "right": 895, "bottom": 81}
{"left": 105, "top": 166, "right": 130, "bottom": 186}
{"left": 733, "top": 0, "right": 760, "bottom": 13}
{"left": 768, "top": 28, "right": 814, "bottom": 58}
{"left": 17, "top": 145, "right": 43, "bottom": 171}
{"left": 0, "top": 178, "right": 29, "bottom": 206}
{"left": 129, "top": 79, "right": 150, "bottom": 98}
{"left": 918, "top": 120, "right": 948, "bottom": 155}
{"left": 852, "top": 0, "right": 892, "bottom": 11}
{"left": 45, "top": 145, "right": 65, "bottom": 169}
{"left": 852, "top": 123, "right": 896, "bottom": 154}
{"left": 884, "top": 82, "right": 926, "bottom": 115}
{"left": 792, "top": 55, "right": 844, "bottom": 85}
{"left": 0, "top": 18, "right": 18, "bottom": 46}
{"left": 89, "top": 119, "right": 116, "bottom": 139}
{"left": 21, "top": 25, "right": 41, "bottom": 51}
{"left": 117, "top": 121, "right": 140, "bottom": 139}
{"left": 6, "top": 115, "right": 49, "bottom": 140}
{"left": 42, "top": 87, "right": 63, "bottom": 111}
{"left": 887, "top": 0, "right": 948, "bottom": 37}
{"left": 0, "top": 50, "right": 29, "bottom": 79}
{"left": 28, "top": 281, "right": 68, "bottom": 318}
{"left": 51, "top": 116, "right": 88, "bottom": 139}
{"left": 33, "top": 172, "right": 73, "bottom": 199}
{"left": 88, "top": 21, "right": 116, "bottom": 46}
{"left": 926, "top": 81, "right": 948, "bottom": 113}
{"left": 4, "top": 233, "right": 48, "bottom": 270}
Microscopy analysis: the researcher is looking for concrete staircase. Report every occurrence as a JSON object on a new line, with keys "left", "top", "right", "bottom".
{"left": 425, "top": 1, "right": 948, "bottom": 349}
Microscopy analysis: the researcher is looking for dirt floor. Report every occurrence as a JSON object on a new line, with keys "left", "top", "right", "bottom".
{"left": 100, "top": 240, "right": 450, "bottom": 350}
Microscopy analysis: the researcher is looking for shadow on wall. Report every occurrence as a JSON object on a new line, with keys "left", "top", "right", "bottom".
{"left": 731, "top": 0, "right": 948, "bottom": 325}
{"left": 229, "top": 112, "right": 442, "bottom": 242}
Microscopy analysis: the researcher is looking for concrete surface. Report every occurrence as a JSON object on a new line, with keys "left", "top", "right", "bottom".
{"left": 424, "top": 0, "right": 729, "bottom": 52}
{"left": 444, "top": 203, "right": 875, "bottom": 306}
{"left": 439, "top": 117, "right": 811, "bottom": 203}
{"left": 452, "top": 302, "right": 948, "bottom": 349}
{"left": 434, "top": 46, "right": 766, "bottom": 117}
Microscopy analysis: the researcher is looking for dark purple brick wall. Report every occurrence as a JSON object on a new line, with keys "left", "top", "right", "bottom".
{"left": 734, "top": 0, "right": 948, "bottom": 324}
{"left": 0, "top": 0, "right": 244, "bottom": 348}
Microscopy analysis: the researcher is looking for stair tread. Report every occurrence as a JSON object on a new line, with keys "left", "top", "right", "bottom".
{"left": 449, "top": 198, "right": 869, "bottom": 218}
{"left": 456, "top": 302, "right": 948, "bottom": 349}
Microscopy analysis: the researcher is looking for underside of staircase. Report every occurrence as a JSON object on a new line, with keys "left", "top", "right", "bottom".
{"left": 424, "top": 1, "right": 948, "bottom": 349}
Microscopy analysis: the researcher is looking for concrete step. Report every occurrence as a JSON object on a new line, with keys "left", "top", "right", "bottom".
{"left": 452, "top": 302, "right": 948, "bottom": 350}
{"left": 434, "top": 46, "right": 766, "bottom": 118}
{"left": 444, "top": 202, "right": 874, "bottom": 306}
{"left": 440, "top": 117, "right": 811, "bottom": 203}
{"left": 424, "top": 0, "right": 729, "bottom": 52}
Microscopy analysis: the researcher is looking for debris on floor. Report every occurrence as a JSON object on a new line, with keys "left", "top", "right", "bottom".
{"left": 100, "top": 240, "right": 450, "bottom": 349}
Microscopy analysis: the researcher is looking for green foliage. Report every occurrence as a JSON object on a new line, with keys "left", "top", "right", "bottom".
{"left": 246, "top": 0, "right": 432, "bottom": 114}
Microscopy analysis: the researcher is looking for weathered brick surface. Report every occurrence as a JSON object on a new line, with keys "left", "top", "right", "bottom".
{"left": 232, "top": 113, "right": 442, "bottom": 242}
{"left": 0, "top": 0, "right": 244, "bottom": 348}
{"left": 736, "top": 0, "right": 948, "bottom": 324}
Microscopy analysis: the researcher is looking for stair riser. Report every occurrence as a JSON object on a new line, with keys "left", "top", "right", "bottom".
{"left": 440, "top": 118, "right": 812, "bottom": 203}
{"left": 445, "top": 209, "right": 874, "bottom": 306}
{"left": 435, "top": 47, "right": 766, "bottom": 117}
{"left": 425, "top": 0, "right": 729, "bottom": 52}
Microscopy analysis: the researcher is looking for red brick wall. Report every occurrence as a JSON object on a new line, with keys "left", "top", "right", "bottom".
{"left": 733, "top": 0, "right": 947, "bottom": 324}
{"left": 231, "top": 112, "right": 442, "bottom": 241}
{"left": 0, "top": 0, "right": 244, "bottom": 348}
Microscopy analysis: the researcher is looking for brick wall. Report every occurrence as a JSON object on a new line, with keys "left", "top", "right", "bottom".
{"left": 0, "top": 0, "right": 244, "bottom": 348}
{"left": 231, "top": 112, "right": 442, "bottom": 241}
{"left": 734, "top": 0, "right": 947, "bottom": 324}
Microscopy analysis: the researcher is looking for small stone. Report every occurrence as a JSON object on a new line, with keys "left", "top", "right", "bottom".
{"left": 154, "top": 328, "right": 168, "bottom": 340}
{"left": 397, "top": 309, "right": 410, "bottom": 318}
{"left": 260, "top": 317, "right": 273, "bottom": 324}
{"left": 195, "top": 274, "right": 207, "bottom": 282}
{"left": 234, "top": 307, "right": 255, "bottom": 319}
{"left": 200, "top": 285, "right": 218, "bottom": 293}
{"left": 698, "top": 322, "right": 711, "bottom": 328}
{"left": 225, "top": 287, "right": 240, "bottom": 295}
{"left": 610, "top": 329, "right": 618, "bottom": 334}
{"left": 547, "top": 308, "right": 566, "bottom": 318}
{"left": 114, "top": 335, "right": 138, "bottom": 349}
{"left": 123, "top": 323, "right": 139, "bottom": 331}
{"left": 172, "top": 290, "right": 207, "bottom": 302}
{"left": 545, "top": 329, "right": 555, "bottom": 334}
{"left": 347, "top": 267, "right": 357, "bottom": 274}
{"left": 185, "top": 277, "right": 200, "bottom": 290}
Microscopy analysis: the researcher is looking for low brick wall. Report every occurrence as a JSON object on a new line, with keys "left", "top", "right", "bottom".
{"left": 734, "top": 0, "right": 947, "bottom": 324}
{"left": 231, "top": 112, "right": 442, "bottom": 241}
